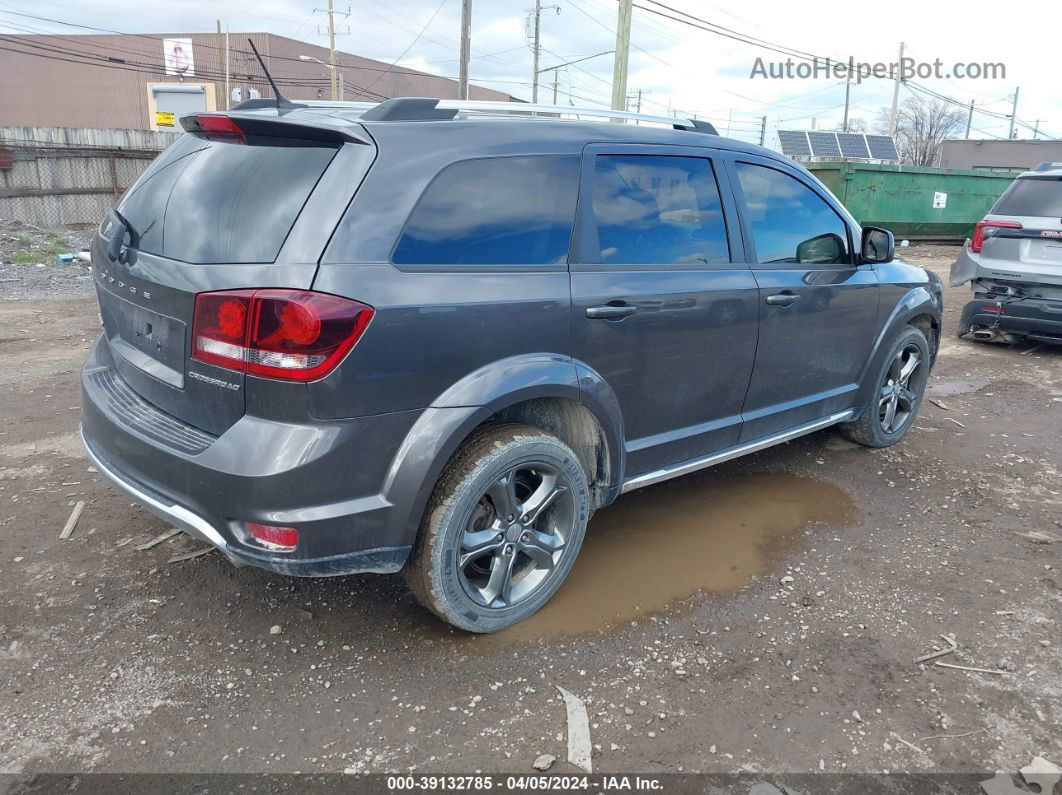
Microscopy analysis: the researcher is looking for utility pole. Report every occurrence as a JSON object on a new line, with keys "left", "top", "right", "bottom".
{"left": 1032, "top": 119, "right": 1044, "bottom": 139}
{"left": 842, "top": 76, "right": 851, "bottom": 133}
{"left": 965, "top": 99, "right": 975, "bottom": 139}
{"left": 536, "top": 51, "right": 612, "bottom": 107}
{"left": 842, "top": 57, "right": 853, "bottom": 133}
{"left": 725, "top": 108, "right": 732, "bottom": 136}
{"left": 759, "top": 115, "right": 767, "bottom": 146}
{"left": 531, "top": 0, "right": 542, "bottom": 103}
{"left": 1008, "top": 87, "right": 1020, "bottom": 139}
{"left": 889, "top": 41, "right": 905, "bottom": 136}
{"left": 610, "top": 0, "right": 633, "bottom": 112}
{"left": 216, "top": 20, "right": 230, "bottom": 111}
{"left": 635, "top": 88, "right": 643, "bottom": 113}
{"left": 326, "top": 0, "right": 338, "bottom": 101}
{"left": 458, "top": 0, "right": 471, "bottom": 100}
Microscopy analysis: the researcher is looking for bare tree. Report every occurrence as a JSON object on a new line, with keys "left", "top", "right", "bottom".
{"left": 876, "top": 96, "right": 965, "bottom": 166}
{"left": 845, "top": 118, "right": 868, "bottom": 133}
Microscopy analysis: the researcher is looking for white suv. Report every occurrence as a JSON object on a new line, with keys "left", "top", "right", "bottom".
{"left": 951, "top": 162, "right": 1062, "bottom": 344}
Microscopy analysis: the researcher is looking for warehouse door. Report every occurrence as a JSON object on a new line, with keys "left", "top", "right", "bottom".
{"left": 151, "top": 84, "right": 207, "bottom": 130}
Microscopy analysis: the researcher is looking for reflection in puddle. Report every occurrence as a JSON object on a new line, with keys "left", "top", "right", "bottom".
{"left": 471, "top": 471, "right": 855, "bottom": 646}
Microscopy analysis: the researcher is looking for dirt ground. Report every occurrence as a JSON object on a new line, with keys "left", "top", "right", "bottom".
{"left": 0, "top": 245, "right": 1058, "bottom": 781}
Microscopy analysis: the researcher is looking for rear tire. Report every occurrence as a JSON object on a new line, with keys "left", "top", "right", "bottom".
{"left": 841, "top": 325, "right": 930, "bottom": 449}
{"left": 404, "top": 423, "right": 590, "bottom": 633}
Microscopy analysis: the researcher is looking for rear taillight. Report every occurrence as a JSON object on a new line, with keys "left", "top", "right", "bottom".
{"left": 971, "top": 220, "right": 1022, "bottom": 253}
{"left": 192, "top": 289, "right": 373, "bottom": 382}
{"left": 243, "top": 522, "right": 299, "bottom": 552}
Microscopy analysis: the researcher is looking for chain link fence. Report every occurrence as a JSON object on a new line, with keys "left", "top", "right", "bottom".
{"left": 0, "top": 142, "right": 162, "bottom": 228}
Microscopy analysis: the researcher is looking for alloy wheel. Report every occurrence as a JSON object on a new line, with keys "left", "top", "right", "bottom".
{"left": 457, "top": 463, "right": 575, "bottom": 609}
{"left": 879, "top": 344, "right": 922, "bottom": 434}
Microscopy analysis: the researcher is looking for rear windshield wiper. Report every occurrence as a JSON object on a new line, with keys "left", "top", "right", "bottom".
{"left": 106, "top": 209, "right": 139, "bottom": 262}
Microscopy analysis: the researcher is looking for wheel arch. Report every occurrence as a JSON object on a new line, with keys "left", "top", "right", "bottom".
{"left": 381, "top": 354, "right": 625, "bottom": 548}
{"left": 854, "top": 286, "right": 941, "bottom": 411}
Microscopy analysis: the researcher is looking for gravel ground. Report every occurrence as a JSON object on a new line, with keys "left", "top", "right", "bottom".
{"left": 0, "top": 220, "right": 95, "bottom": 302}
{"left": 0, "top": 245, "right": 1058, "bottom": 783}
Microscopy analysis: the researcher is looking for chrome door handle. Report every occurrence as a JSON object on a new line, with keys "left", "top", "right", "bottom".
{"left": 586, "top": 304, "right": 639, "bottom": 319}
{"left": 765, "top": 292, "right": 800, "bottom": 307}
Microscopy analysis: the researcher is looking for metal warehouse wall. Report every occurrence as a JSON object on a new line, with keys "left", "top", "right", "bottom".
{"left": 939, "top": 139, "right": 1062, "bottom": 171}
{"left": 0, "top": 32, "right": 514, "bottom": 130}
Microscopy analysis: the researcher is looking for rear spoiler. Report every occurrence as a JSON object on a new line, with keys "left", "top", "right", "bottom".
{"left": 179, "top": 113, "right": 368, "bottom": 145}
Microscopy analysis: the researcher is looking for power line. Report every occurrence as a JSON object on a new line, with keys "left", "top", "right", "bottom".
{"left": 358, "top": 0, "right": 448, "bottom": 95}
{"left": 0, "top": 34, "right": 394, "bottom": 99}
{"left": 904, "top": 80, "right": 1056, "bottom": 139}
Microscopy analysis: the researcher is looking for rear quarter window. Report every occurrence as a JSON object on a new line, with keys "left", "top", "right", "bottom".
{"left": 991, "top": 176, "right": 1062, "bottom": 217}
{"left": 391, "top": 155, "right": 580, "bottom": 266}
{"left": 116, "top": 133, "right": 337, "bottom": 264}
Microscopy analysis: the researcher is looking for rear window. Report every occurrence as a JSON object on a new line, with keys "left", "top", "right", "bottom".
{"left": 992, "top": 176, "right": 1062, "bottom": 217}
{"left": 116, "top": 133, "right": 337, "bottom": 264}
{"left": 392, "top": 155, "right": 579, "bottom": 266}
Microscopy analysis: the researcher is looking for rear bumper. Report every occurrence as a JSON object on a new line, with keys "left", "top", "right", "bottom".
{"left": 81, "top": 336, "right": 419, "bottom": 576}
{"left": 961, "top": 297, "right": 1062, "bottom": 344}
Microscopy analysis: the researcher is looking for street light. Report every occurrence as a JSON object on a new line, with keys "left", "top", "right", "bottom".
{"left": 299, "top": 54, "right": 346, "bottom": 100}
{"left": 536, "top": 51, "right": 613, "bottom": 104}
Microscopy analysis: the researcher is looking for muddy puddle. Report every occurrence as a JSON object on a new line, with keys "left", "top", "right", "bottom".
{"left": 467, "top": 471, "right": 856, "bottom": 647}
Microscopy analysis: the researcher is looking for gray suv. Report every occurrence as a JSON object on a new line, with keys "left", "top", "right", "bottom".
{"left": 80, "top": 98, "right": 942, "bottom": 632}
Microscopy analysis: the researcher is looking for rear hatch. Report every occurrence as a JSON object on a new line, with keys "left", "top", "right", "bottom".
{"left": 976, "top": 175, "right": 1062, "bottom": 287}
{"left": 92, "top": 118, "right": 342, "bottom": 436}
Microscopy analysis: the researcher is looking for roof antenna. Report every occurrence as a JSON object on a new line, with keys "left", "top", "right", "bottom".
{"left": 246, "top": 38, "right": 298, "bottom": 110}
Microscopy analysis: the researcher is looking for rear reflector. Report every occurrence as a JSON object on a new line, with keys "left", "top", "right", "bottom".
{"left": 244, "top": 522, "right": 299, "bottom": 552}
{"left": 192, "top": 289, "right": 373, "bottom": 382}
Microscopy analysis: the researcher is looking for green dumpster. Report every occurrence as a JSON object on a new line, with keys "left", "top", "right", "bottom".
{"left": 806, "top": 162, "right": 1023, "bottom": 242}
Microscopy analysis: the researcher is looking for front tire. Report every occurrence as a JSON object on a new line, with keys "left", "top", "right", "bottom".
{"left": 404, "top": 424, "right": 591, "bottom": 633}
{"left": 841, "top": 325, "right": 930, "bottom": 448}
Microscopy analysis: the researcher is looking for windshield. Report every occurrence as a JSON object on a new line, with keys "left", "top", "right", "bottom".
{"left": 116, "top": 133, "right": 337, "bottom": 264}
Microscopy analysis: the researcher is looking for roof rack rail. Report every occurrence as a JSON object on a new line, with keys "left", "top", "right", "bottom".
{"left": 340, "top": 97, "right": 719, "bottom": 134}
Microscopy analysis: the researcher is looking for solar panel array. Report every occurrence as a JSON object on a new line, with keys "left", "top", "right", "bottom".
{"left": 836, "top": 133, "right": 870, "bottom": 159}
{"left": 807, "top": 132, "right": 842, "bottom": 157}
{"left": 865, "top": 134, "right": 900, "bottom": 160}
{"left": 777, "top": 130, "right": 811, "bottom": 158}
{"left": 778, "top": 130, "right": 899, "bottom": 161}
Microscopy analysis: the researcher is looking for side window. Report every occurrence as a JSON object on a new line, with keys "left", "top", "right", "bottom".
{"left": 591, "top": 154, "right": 730, "bottom": 266}
{"left": 734, "top": 162, "right": 850, "bottom": 266}
{"left": 392, "top": 155, "right": 579, "bottom": 266}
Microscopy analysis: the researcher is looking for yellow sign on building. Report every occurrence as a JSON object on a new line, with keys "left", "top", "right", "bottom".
{"left": 155, "top": 111, "right": 176, "bottom": 127}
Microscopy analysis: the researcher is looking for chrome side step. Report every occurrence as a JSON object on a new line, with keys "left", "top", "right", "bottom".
{"left": 620, "top": 410, "right": 855, "bottom": 494}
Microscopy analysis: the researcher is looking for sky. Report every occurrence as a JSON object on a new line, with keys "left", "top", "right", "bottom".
{"left": 1, "top": 0, "right": 1058, "bottom": 149}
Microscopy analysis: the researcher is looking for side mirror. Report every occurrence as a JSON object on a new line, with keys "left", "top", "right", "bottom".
{"left": 796, "top": 232, "right": 845, "bottom": 264}
{"left": 861, "top": 226, "right": 895, "bottom": 264}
